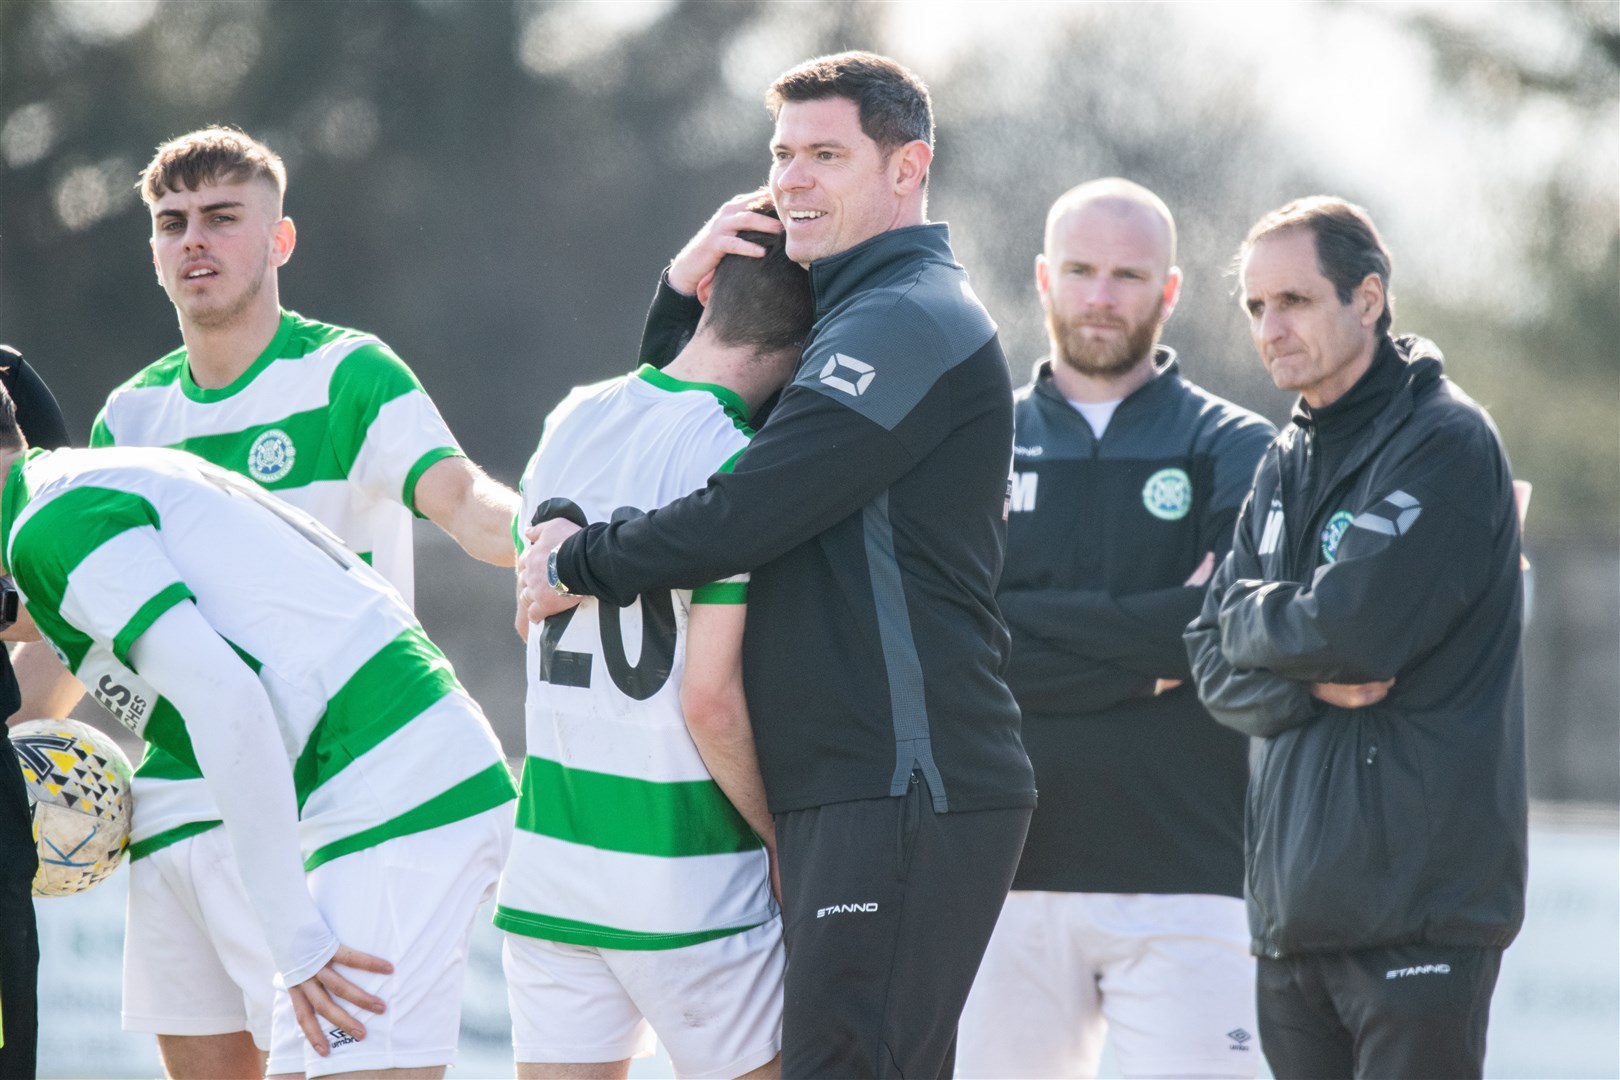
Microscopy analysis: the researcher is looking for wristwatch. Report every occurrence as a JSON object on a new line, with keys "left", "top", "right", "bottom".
{"left": 545, "top": 547, "right": 571, "bottom": 596}
{"left": 0, "top": 577, "right": 17, "bottom": 633}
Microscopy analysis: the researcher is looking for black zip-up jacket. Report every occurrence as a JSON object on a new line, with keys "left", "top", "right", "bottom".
{"left": 1185, "top": 335, "right": 1527, "bottom": 958}
{"left": 558, "top": 224, "right": 1036, "bottom": 814}
{"left": 1, "top": 346, "right": 70, "bottom": 892}
{"left": 1004, "top": 352, "right": 1273, "bottom": 896}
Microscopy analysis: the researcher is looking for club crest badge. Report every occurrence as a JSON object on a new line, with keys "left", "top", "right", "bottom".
{"left": 1320, "top": 510, "right": 1355, "bottom": 563}
{"left": 247, "top": 428, "right": 296, "bottom": 484}
{"left": 1141, "top": 467, "right": 1192, "bottom": 521}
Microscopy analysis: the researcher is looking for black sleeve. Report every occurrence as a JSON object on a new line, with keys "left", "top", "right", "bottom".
{"left": 996, "top": 463, "right": 1254, "bottom": 685}
{"left": 1217, "top": 427, "right": 1505, "bottom": 683}
{"left": 560, "top": 288, "right": 982, "bottom": 607}
{"left": 636, "top": 272, "right": 704, "bottom": 371}
{"left": 0, "top": 347, "right": 71, "bottom": 450}
{"left": 1185, "top": 485, "right": 1319, "bottom": 738}
{"left": 559, "top": 372, "right": 925, "bottom": 606}
{"left": 1002, "top": 623, "right": 1153, "bottom": 714}
{"left": 999, "top": 578, "right": 1211, "bottom": 683}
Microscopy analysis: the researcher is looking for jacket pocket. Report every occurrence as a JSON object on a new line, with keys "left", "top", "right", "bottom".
{"left": 1360, "top": 728, "right": 1389, "bottom": 874}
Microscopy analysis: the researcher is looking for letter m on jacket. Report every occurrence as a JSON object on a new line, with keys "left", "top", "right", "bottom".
{"left": 1010, "top": 471, "right": 1039, "bottom": 513}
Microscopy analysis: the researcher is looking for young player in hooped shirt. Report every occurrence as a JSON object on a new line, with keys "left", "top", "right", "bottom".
{"left": 84, "top": 127, "right": 521, "bottom": 1079}
{"left": 0, "top": 400, "right": 516, "bottom": 1078}
{"left": 498, "top": 209, "right": 809, "bottom": 1080}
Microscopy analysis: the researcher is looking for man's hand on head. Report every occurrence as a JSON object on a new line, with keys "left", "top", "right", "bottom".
{"left": 1310, "top": 679, "right": 1395, "bottom": 709}
{"left": 668, "top": 189, "right": 782, "bottom": 296}
{"left": 518, "top": 518, "right": 585, "bottom": 625}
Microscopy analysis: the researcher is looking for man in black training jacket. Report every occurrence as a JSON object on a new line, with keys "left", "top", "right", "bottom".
{"left": 957, "top": 179, "right": 1273, "bottom": 1079}
{"left": 520, "top": 51, "right": 1035, "bottom": 1078}
{"left": 0, "top": 344, "right": 74, "bottom": 1080}
{"left": 1185, "top": 197, "right": 1526, "bottom": 1080}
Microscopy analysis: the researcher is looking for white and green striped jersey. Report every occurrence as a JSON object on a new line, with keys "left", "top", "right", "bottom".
{"left": 1, "top": 446, "right": 515, "bottom": 869}
{"left": 494, "top": 365, "right": 770, "bottom": 950}
{"left": 90, "top": 310, "right": 463, "bottom": 858}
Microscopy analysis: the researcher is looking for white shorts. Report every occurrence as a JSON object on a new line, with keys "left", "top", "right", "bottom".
{"left": 504, "top": 916, "right": 783, "bottom": 1079}
{"left": 957, "top": 891, "right": 1260, "bottom": 1079}
{"left": 265, "top": 805, "right": 512, "bottom": 1078}
{"left": 122, "top": 824, "right": 279, "bottom": 1046}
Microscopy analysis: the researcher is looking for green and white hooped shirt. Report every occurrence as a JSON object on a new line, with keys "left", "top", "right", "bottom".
{"left": 1, "top": 446, "right": 515, "bottom": 871}
{"left": 494, "top": 365, "right": 772, "bottom": 950}
{"left": 91, "top": 310, "right": 464, "bottom": 858}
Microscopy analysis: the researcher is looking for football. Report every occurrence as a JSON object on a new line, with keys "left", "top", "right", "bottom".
{"left": 9, "top": 718, "right": 134, "bottom": 897}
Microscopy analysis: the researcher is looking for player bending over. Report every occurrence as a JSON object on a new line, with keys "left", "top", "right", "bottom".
{"left": 0, "top": 395, "right": 516, "bottom": 1080}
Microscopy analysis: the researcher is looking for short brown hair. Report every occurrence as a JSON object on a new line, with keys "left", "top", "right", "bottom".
{"left": 137, "top": 126, "right": 287, "bottom": 207}
{"left": 766, "top": 51, "right": 933, "bottom": 154}
{"left": 703, "top": 202, "right": 814, "bottom": 357}
{"left": 1242, "top": 196, "right": 1394, "bottom": 337}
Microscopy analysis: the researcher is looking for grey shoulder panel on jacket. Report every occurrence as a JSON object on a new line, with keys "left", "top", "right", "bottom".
{"left": 794, "top": 263, "right": 998, "bottom": 432}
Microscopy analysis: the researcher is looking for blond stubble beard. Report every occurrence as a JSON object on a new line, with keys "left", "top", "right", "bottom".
{"left": 1049, "top": 296, "right": 1166, "bottom": 379}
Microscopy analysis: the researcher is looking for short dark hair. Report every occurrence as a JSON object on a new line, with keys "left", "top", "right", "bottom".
{"left": 0, "top": 381, "right": 24, "bottom": 455}
{"left": 1242, "top": 196, "right": 1394, "bottom": 337}
{"left": 703, "top": 202, "right": 814, "bottom": 357}
{"left": 137, "top": 126, "right": 287, "bottom": 207}
{"left": 766, "top": 51, "right": 934, "bottom": 154}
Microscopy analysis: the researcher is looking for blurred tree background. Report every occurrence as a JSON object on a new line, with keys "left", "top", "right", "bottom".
{"left": 1, "top": 0, "right": 1615, "bottom": 796}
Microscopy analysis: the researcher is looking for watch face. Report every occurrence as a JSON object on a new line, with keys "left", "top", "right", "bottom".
{"left": 546, "top": 549, "right": 563, "bottom": 593}
{"left": 0, "top": 580, "right": 17, "bottom": 632}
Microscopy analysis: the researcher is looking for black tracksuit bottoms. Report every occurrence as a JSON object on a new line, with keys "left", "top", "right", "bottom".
{"left": 774, "top": 772, "right": 1031, "bottom": 1079}
{"left": 1, "top": 755, "right": 39, "bottom": 1080}
{"left": 1258, "top": 943, "right": 1504, "bottom": 1079}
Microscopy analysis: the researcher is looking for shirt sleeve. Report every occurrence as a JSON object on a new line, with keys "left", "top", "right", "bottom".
{"left": 638, "top": 271, "right": 704, "bottom": 371}
{"left": 1216, "top": 423, "right": 1512, "bottom": 683}
{"left": 128, "top": 602, "right": 338, "bottom": 985}
{"left": 326, "top": 342, "right": 464, "bottom": 514}
{"left": 998, "top": 410, "right": 1275, "bottom": 683}
{"left": 4, "top": 350, "right": 72, "bottom": 450}
{"left": 557, "top": 298, "right": 961, "bottom": 606}
{"left": 1185, "top": 479, "right": 1319, "bottom": 738}
{"left": 11, "top": 491, "right": 195, "bottom": 669}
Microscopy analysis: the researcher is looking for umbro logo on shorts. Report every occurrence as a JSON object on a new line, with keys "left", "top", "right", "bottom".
{"left": 816, "top": 902, "right": 879, "bottom": 918}
{"left": 1228, "top": 1028, "right": 1252, "bottom": 1051}
{"left": 1386, "top": 963, "right": 1451, "bottom": 979}
{"left": 327, "top": 1027, "right": 360, "bottom": 1049}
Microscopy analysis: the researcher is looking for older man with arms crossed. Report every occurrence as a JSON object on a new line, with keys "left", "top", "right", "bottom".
{"left": 1186, "top": 197, "right": 1526, "bottom": 1079}
{"left": 521, "top": 52, "right": 1035, "bottom": 1078}
{"left": 957, "top": 179, "right": 1273, "bottom": 1078}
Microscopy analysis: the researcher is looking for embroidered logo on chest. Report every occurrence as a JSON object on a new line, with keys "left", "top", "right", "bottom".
{"left": 1320, "top": 510, "right": 1355, "bottom": 562}
{"left": 1141, "top": 467, "right": 1192, "bottom": 521}
{"left": 246, "top": 428, "right": 296, "bottom": 484}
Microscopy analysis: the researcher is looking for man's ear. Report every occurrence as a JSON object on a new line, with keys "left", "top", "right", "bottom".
{"left": 1354, "top": 272, "right": 1385, "bottom": 329}
{"left": 1160, "top": 265, "right": 1184, "bottom": 322}
{"left": 271, "top": 216, "right": 297, "bottom": 268}
{"left": 696, "top": 273, "right": 713, "bottom": 308}
{"left": 892, "top": 139, "right": 933, "bottom": 195}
